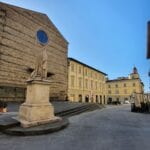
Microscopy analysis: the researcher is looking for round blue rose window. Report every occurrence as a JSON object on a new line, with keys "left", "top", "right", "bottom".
{"left": 36, "top": 30, "right": 48, "bottom": 45}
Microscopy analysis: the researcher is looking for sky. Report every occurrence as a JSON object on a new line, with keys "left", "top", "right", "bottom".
{"left": 1, "top": 0, "right": 150, "bottom": 92}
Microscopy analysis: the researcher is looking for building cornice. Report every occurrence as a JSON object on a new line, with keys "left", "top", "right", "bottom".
{"left": 68, "top": 57, "right": 107, "bottom": 76}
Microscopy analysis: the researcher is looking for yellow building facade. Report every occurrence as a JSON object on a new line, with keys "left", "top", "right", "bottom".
{"left": 106, "top": 67, "right": 144, "bottom": 103}
{"left": 68, "top": 58, "right": 107, "bottom": 104}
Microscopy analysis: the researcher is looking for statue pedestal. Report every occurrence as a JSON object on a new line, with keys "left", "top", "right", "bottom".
{"left": 19, "top": 80, "right": 60, "bottom": 128}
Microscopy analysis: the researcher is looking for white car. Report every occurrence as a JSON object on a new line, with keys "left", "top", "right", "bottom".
{"left": 124, "top": 100, "right": 130, "bottom": 104}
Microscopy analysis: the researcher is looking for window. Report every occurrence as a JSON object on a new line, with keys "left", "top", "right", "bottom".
{"left": 108, "top": 85, "right": 111, "bottom": 88}
{"left": 133, "top": 83, "right": 136, "bottom": 87}
{"left": 99, "top": 76, "right": 101, "bottom": 80}
{"left": 102, "top": 76, "right": 104, "bottom": 81}
{"left": 79, "top": 77, "right": 82, "bottom": 88}
{"left": 115, "top": 84, "right": 118, "bottom": 88}
{"left": 103, "top": 77, "right": 105, "bottom": 82}
{"left": 101, "top": 84, "right": 104, "bottom": 91}
{"left": 115, "top": 90, "right": 119, "bottom": 94}
{"left": 124, "top": 89, "right": 127, "bottom": 94}
{"left": 71, "top": 76, "right": 75, "bottom": 87}
{"left": 88, "top": 71, "right": 91, "bottom": 77}
{"left": 79, "top": 66, "right": 82, "bottom": 74}
{"left": 124, "top": 83, "right": 126, "bottom": 87}
{"left": 85, "top": 79, "right": 88, "bottom": 89}
{"left": 99, "top": 83, "right": 102, "bottom": 92}
{"left": 85, "top": 69, "right": 88, "bottom": 76}
{"left": 91, "top": 80, "right": 93, "bottom": 89}
{"left": 95, "top": 73, "right": 97, "bottom": 79}
{"left": 71, "top": 64, "right": 74, "bottom": 72}
{"left": 91, "top": 72, "right": 93, "bottom": 78}
{"left": 133, "top": 89, "right": 136, "bottom": 93}
{"left": 95, "top": 81, "right": 97, "bottom": 90}
{"left": 36, "top": 30, "right": 48, "bottom": 45}
{"left": 108, "top": 90, "right": 111, "bottom": 94}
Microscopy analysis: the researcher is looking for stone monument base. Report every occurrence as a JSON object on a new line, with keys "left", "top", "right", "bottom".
{"left": 19, "top": 103, "right": 60, "bottom": 128}
{"left": 19, "top": 80, "right": 59, "bottom": 128}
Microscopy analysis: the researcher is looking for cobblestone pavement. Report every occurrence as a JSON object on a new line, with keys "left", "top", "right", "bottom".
{"left": 0, "top": 104, "right": 150, "bottom": 150}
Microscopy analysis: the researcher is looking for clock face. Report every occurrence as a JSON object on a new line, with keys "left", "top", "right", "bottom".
{"left": 36, "top": 30, "right": 48, "bottom": 45}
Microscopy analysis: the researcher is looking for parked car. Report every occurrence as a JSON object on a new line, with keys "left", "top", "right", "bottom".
{"left": 124, "top": 100, "right": 130, "bottom": 104}
{"left": 111, "top": 101, "right": 121, "bottom": 105}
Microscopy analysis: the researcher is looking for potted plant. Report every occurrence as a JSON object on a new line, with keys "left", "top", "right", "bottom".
{"left": 0, "top": 100, "right": 8, "bottom": 112}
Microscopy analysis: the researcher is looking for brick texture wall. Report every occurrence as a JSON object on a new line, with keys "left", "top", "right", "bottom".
{"left": 0, "top": 2, "right": 68, "bottom": 101}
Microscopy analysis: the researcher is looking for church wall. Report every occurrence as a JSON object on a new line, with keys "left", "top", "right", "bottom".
{"left": 0, "top": 2, "right": 68, "bottom": 101}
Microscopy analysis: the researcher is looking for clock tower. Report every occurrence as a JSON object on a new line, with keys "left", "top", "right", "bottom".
{"left": 129, "top": 67, "right": 139, "bottom": 79}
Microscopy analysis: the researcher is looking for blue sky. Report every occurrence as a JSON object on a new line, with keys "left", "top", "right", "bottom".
{"left": 1, "top": 0, "right": 150, "bottom": 92}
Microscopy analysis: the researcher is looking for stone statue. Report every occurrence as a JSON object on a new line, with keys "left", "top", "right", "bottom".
{"left": 30, "top": 48, "right": 48, "bottom": 80}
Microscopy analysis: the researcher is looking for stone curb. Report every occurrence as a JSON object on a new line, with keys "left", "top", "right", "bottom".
{"left": 2, "top": 118, "right": 69, "bottom": 136}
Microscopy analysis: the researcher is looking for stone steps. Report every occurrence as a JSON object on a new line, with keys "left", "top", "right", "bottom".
{"left": 55, "top": 103, "right": 103, "bottom": 117}
{"left": 0, "top": 113, "right": 19, "bottom": 130}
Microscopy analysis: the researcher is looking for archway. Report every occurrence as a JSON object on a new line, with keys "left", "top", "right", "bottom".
{"left": 78, "top": 94, "right": 82, "bottom": 102}
{"left": 85, "top": 95, "right": 89, "bottom": 103}
{"left": 96, "top": 95, "right": 98, "bottom": 103}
